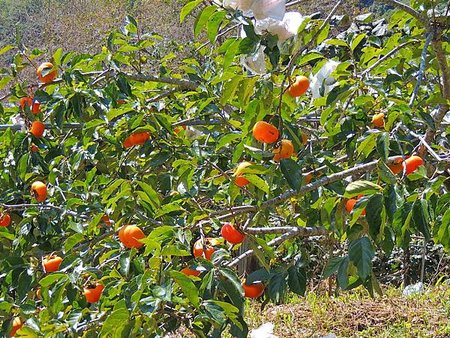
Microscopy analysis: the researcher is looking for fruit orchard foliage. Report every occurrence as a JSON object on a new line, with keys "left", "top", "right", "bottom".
{"left": 0, "top": 1, "right": 449, "bottom": 337}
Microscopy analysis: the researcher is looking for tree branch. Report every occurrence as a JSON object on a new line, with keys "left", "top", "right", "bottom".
{"left": 377, "top": 0, "right": 429, "bottom": 26}
{"left": 210, "top": 156, "right": 400, "bottom": 220}
{"left": 360, "top": 40, "right": 418, "bottom": 77}
{"left": 125, "top": 73, "right": 198, "bottom": 90}
{"left": 423, "top": 39, "right": 450, "bottom": 146}
{"left": 226, "top": 226, "right": 326, "bottom": 267}
{"left": 1, "top": 203, "right": 88, "bottom": 219}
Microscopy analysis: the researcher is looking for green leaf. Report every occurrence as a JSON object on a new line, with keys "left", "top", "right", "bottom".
{"left": 351, "top": 33, "right": 366, "bottom": 51}
{"left": 180, "top": 0, "right": 203, "bottom": 23}
{"left": 412, "top": 199, "right": 431, "bottom": 240}
{"left": 154, "top": 203, "right": 184, "bottom": 218}
{"left": 0, "top": 45, "right": 14, "bottom": 56}
{"left": 64, "top": 233, "right": 84, "bottom": 252}
{"left": 101, "top": 308, "right": 130, "bottom": 336}
{"left": 170, "top": 271, "right": 200, "bottom": 308}
{"left": 53, "top": 48, "right": 63, "bottom": 66}
{"left": 316, "top": 23, "right": 330, "bottom": 45}
{"left": 376, "top": 132, "right": 389, "bottom": 160}
{"left": 378, "top": 161, "right": 397, "bottom": 185}
{"left": 348, "top": 237, "right": 374, "bottom": 279}
{"left": 366, "top": 194, "right": 383, "bottom": 240}
{"left": 280, "top": 159, "right": 302, "bottom": 191}
{"left": 344, "top": 180, "right": 382, "bottom": 198}
{"left": 194, "top": 6, "right": 216, "bottom": 37}
{"left": 323, "top": 256, "right": 345, "bottom": 278}
{"left": 207, "top": 11, "right": 227, "bottom": 42}
{"left": 267, "top": 271, "right": 287, "bottom": 304}
{"left": 136, "top": 181, "right": 161, "bottom": 207}
{"left": 218, "top": 268, "right": 244, "bottom": 309}
{"left": 220, "top": 76, "right": 242, "bottom": 105}
{"left": 287, "top": 259, "right": 306, "bottom": 296}
{"left": 245, "top": 174, "right": 269, "bottom": 194}
{"left": 356, "top": 133, "right": 377, "bottom": 158}
{"left": 39, "top": 273, "right": 68, "bottom": 287}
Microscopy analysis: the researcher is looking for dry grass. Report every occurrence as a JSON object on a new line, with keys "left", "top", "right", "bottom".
{"left": 164, "top": 285, "right": 450, "bottom": 337}
{"left": 245, "top": 285, "right": 450, "bottom": 337}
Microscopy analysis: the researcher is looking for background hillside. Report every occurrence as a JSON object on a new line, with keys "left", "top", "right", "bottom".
{"left": 0, "top": 0, "right": 374, "bottom": 59}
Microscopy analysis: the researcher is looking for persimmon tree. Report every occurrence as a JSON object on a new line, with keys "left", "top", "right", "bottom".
{"left": 0, "top": 0, "right": 449, "bottom": 336}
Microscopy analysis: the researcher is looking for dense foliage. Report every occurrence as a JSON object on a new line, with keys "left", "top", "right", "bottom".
{"left": 0, "top": 0, "right": 449, "bottom": 336}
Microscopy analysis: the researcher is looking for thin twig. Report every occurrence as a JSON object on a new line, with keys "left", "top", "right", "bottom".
{"left": 360, "top": 40, "right": 418, "bottom": 77}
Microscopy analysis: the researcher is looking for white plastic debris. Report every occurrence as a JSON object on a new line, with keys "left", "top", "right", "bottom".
{"left": 255, "top": 12, "right": 304, "bottom": 43}
{"left": 251, "top": 0, "right": 285, "bottom": 20}
{"left": 223, "top": 0, "right": 254, "bottom": 11}
{"left": 10, "top": 114, "right": 27, "bottom": 132}
{"left": 241, "top": 45, "right": 266, "bottom": 74}
{"left": 402, "top": 282, "right": 424, "bottom": 297}
{"left": 250, "top": 322, "right": 279, "bottom": 338}
{"left": 310, "top": 60, "right": 340, "bottom": 99}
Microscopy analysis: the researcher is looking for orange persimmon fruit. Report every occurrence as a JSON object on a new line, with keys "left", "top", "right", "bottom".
{"left": 37, "top": 62, "right": 57, "bottom": 84}
{"left": 252, "top": 121, "right": 279, "bottom": 144}
{"left": 287, "top": 75, "right": 310, "bottom": 97}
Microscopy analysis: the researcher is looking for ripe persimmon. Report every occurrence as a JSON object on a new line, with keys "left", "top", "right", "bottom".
{"left": 404, "top": 155, "right": 424, "bottom": 175}
{"left": 174, "top": 125, "right": 187, "bottom": 134}
{"left": 304, "top": 173, "right": 313, "bottom": 184}
{"left": 221, "top": 223, "right": 245, "bottom": 244}
{"left": 9, "top": 317, "right": 23, "bottom": 337}
{"left": 42, "top": 254, "right": 63, "bottom": 273}
{"left": 252, "top": 121, "right": 279, "bottom": 144}
{"left": 193, "top": 238, "right": 220, "bottom": 260}
{"left": 243, "top": 281, "right": 265, "bottom": 298}
{"left": 118, "top": 225, "right": 145, "bottom": 248}
{"left": 31, "top": 181, "right": 47, "bottom": 202}
{"left": 0, "top": 213, "right": 11, "bottom": 227}
{"left": 301, "top": 133, "right": 308, "bottom": 146}
{"left": 371, "top": 113, "right": 385, "bottom": 128}
{"left": 31, "top": 100, "right": 41, "bottom": 115}
{"left": 30, "top": 121, "right": 45, "bottom": 138}
{"left": 19, "top": 97, "right": 33, "bottom": 110}
{"left": 101, "top": 215, "right": 112, "bottom": 226}
{"left": 272, "top": 139, "right": 295, "bottom": 162}
{"left": 388, "top": 156, "right": 404, "bottom": 175}
{"left": 83, "top": 283, "right": 104, "bottom": 303}
{"left": 345, "top": 195, "right": 366, "bottom": 216}
{"left": 287, "top": 75, "right": 309, "bottom": 97}
{"left": 30, "top": 144, "right": 39, "bottom": 153}
{"left": 123, "top": 131, "right": 150, "bottom": 148}
{"left": 234, "top": 161, "right": 252, "bottom": 187}
{"left": 181, "top": 267, "right": 201, "bottom": 277}
{"left": 37, "top": 62, "right": 57, "bottom": 84}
